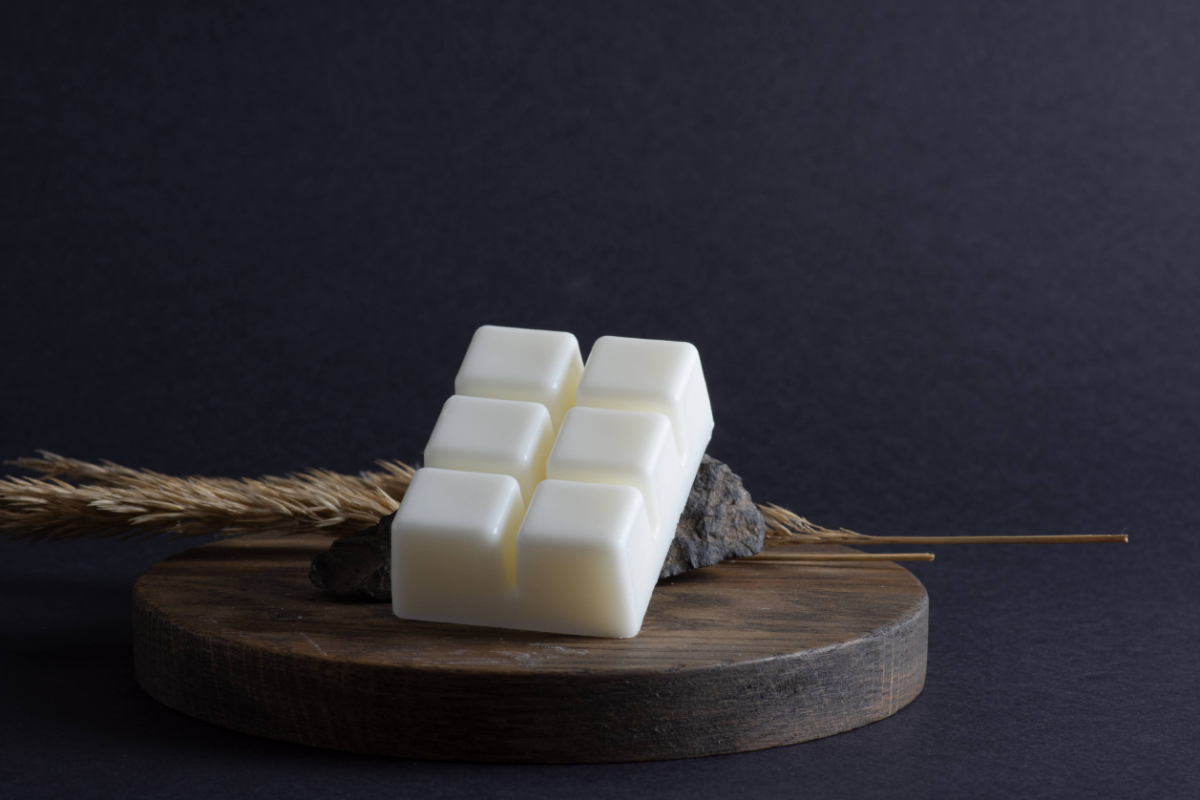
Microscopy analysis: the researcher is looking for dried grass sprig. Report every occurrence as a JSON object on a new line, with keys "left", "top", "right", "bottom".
{"left": 1, "top": 453, "right": 1126, "bottom": 547}
{"left": 1, "top": 451, "right": 414, "bottom": 542}
{"left": 758, "top": 503, "right": 873, "bottom": 546}
{"left": 5, "top": 454, "right": 834, "bottom": 546}
{"left": 757, "top": 502, "right": 1128, "bottom": 546}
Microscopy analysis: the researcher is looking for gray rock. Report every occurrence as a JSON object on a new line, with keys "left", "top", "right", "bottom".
{"left": 309, "top": 455, "right": 765, "bottom": 599}
{"left": 658, "top": 454, "right": 765, "bottom": 578}
{"left": 308, "top": 511, "right": 395, "bottom": 600}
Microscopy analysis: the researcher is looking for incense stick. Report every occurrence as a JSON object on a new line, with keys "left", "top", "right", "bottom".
{"left": 758, "top": 504, "right": 1128, "bottom": 547}
{"left": 812, "top": 534, "right": 1126, "bottom": 545}
{"left": 737, "top": 552, "right": 936, "bottom": 563}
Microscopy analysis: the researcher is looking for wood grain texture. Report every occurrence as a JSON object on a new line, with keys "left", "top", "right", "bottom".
{"left": 133, "top": 534, "right": 928, "bottom": 763}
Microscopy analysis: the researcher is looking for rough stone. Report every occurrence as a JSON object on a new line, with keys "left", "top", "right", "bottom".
{"left": 658, "top": 454, "right": 765, "bottom": 578}
{"left": 309, "top": 455, "right": 765, "bottom": 599}
{"left": 308, "top": 511, "right": 395, "bottom": 600}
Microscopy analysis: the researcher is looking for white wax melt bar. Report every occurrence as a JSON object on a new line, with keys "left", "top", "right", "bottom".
{"left": 546, "top": 406, "right": 682, "bottom": 531}
{"left": 423, "top": 395, "right": 554, "bottom": 503}
{"left": 393, "top": 325, "right": 713, "bottom": 638}
{"left": 454, "top": 325, "right": 584, "bottom": 430}
{"left": 576, "top": 336, "right": 712, "bottom": 460}
{"left": 390, "top": 468, "right": 525, "bottom": 625}
{"left": 517, "top": 480, "right": 657, "bottom": 638}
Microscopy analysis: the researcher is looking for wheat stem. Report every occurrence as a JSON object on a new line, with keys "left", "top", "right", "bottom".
{"left": 0, "top": 451, "right": 413, "bottom": 541}
{"left": 1, "top": 453, "right": 1127, "bottom": 547}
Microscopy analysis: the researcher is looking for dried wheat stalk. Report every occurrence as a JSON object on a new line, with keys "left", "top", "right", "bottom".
{"left": 1, "top": 452, "right": 830, "bottom": 546}
{"left": 758, "top": 503, "right": 877, "bottom": 546}
{"left": 0, "top": 452, "right": 413, "bottom": 542}
{"left": 0, "top": 452, "right": 1126, "bottom": 547}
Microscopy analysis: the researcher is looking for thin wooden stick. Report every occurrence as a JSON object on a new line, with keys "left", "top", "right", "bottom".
{"left": 758, "top": 503, "right": 1128, "bottom": 548}
{"left": 815, "top": 534, "right": 1127, "bottom": 545}
{"left": 737, "top": 552, "right": 936, "bottom": 563}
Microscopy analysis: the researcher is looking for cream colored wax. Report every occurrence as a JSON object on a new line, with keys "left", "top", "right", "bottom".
{"left": 391, "top": 326, "right": 713, "bottom": 638}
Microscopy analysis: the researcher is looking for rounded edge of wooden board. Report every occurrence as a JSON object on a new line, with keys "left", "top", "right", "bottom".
{"left": 132, "top": 536, "right": 928, "bottom": 763}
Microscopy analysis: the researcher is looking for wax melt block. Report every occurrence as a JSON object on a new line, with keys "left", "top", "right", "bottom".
{"left": 391, "top": 468, "right": 524, "bottom": 625}
{"left": 576, "top": 336, "right": 714, "bottom": 461}
{"left": 423, "top": 395, "right": 554, "bottom": 502}
{"left": 516, "top": 480, "right": 657, "bottom": 639}
{"left": 545, "top": 406, "right": 682, "bottom": 533}
{"left": 454, "top": 325, "right": 584, "bottom": 430}
{"left": 391, "top": 325, "right": 713, "bottom": 638}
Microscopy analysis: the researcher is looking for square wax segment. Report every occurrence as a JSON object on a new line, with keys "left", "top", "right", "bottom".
{"left": 545, "top": 406, "right": 681, "bottom": 533}
{"left": 516, "top": 480, "right": 657, "bottom": 638}
{"left": 575, "top": 336, "right": 713, "bottom": 461}
{"left": 423, "top": 395, "right": 554, "bottom": 502}
{"left": 391, "top": 468, "right": 524, "bottom": 623}
{"left": 454, "top": 325, "right": 584, "bottom": 429}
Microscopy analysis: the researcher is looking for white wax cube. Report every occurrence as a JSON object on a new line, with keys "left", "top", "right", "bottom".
{"left": 391, "top": 327, "right": 714, "bottom": 638}
{"left": 454, "top": 325, "right": 584, "bottom": 430}
{"left": 575, "top": 336, "right": 714, "bottom": 461}
{"left": 545, "top": 406, "right": 682, "bottom": 533}
{"left": 391, "top": 468, "right": 524, "bottom": 626}
{"left": 423, "top": 395, "right": 554, "bottom": 503}
{"left": 516, "top": 480, "right": 656, "bottom": 639}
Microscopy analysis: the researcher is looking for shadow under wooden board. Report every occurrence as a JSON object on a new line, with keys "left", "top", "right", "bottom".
{"left": 132, "top": 534, "right": 928, "bottom": 763}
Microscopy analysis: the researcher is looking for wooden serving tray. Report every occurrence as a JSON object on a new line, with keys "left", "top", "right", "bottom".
{"left": 133, "top": 534, "right": 927, "bottom": 763}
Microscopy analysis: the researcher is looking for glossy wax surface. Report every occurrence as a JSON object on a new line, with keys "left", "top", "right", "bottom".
{"left": 392, "top": 325, "right": 713, "bottom": 637}
{"left": 423, "top": 395, "right": 555, "bottom": 502}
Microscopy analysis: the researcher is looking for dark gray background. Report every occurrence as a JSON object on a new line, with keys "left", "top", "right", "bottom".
{"left": 2, "top": 2, "right": 1197, "bottom": 798}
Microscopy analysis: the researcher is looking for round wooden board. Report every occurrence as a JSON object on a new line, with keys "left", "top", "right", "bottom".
{"left": 133, "top": 534, "right": 928, "bottom": 763}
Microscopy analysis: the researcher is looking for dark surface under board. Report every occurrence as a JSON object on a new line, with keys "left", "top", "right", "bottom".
{"left": 1, "top": 2, "right": 1197, "bottom": 798}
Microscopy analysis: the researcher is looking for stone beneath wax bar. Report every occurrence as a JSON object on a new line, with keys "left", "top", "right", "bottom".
{"left": 310, "top": 455, "right": 766, "bottom": 600}
{"left": 423, "top": 395, "right": 554, "bottom": 503}
{"left": 659, "top": 455, "right": 766, "bottom": 578}
{"left": 308, "top": 511, "right": 395, "bottom": 601}
{"left": 454, "top": 325, "right": 584, "bottom": 430}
